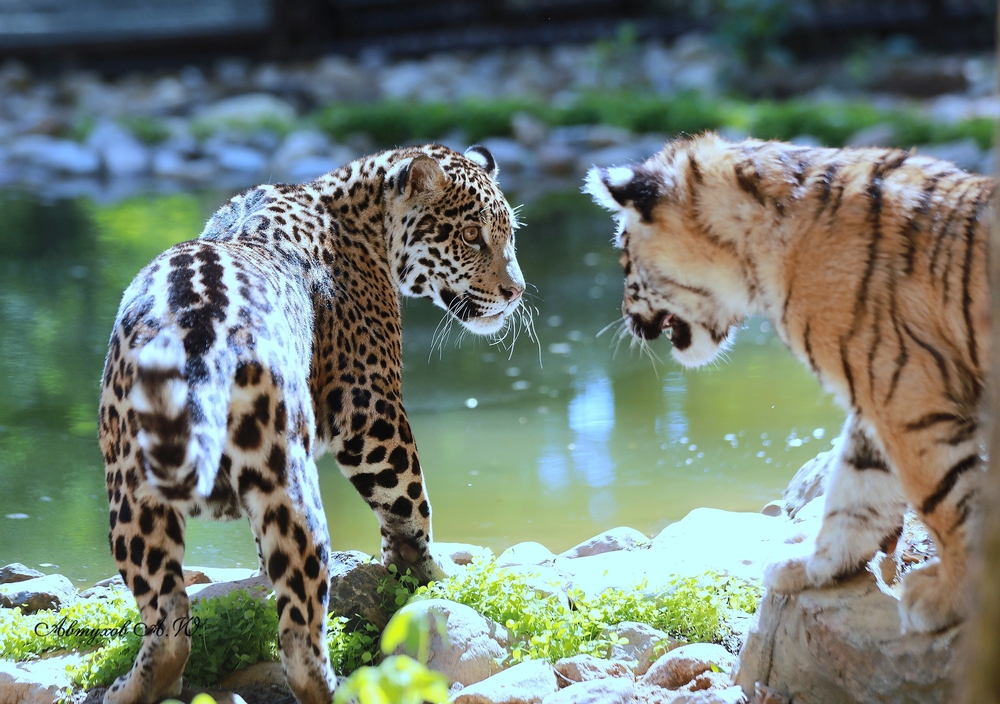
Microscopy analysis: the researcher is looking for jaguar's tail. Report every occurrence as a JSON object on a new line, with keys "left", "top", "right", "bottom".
{"left": 131, "top": 329, "right": 226, "bottom": 501}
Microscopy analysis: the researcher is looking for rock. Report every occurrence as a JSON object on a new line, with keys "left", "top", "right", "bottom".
{"left": 271, "top": 129, "right": 332, "bottom": 168}
{"left": 585, "top": 125, "right": 632, "bottom": 149}
{"left": 0, "top": 563, "right": 44, "bottom": 584}
{"left": 497, "top": 542, "right": 556, "bottom": 568}
{"left": 845, "top": 124, "right": 896, "bottom": 148}
{"left": 759, "top": 502, "right": 783, "bottom": 518}
{"left": 752, "top": 683, "right": 789, "bottom": 704}
{"left": 558, "top": 527, "right": 649, "bottom": 560}
{"left": 152, "top": 149, "right": 216, "bottom": 181}
{"left": 917, "top": 138, "right": 984, "bottom": 173}
{"left": 90, "top": 574, "right": 125, "bottom": 589}
{"left": 0, "top": 573, "right": 77, "bottom": 613}
{"left": 431, "top": 542, "right": 494, "bottom": 567}
{"left": 542, "top": 677, "right": 637, "bottom": 704}
{"left": 196, "top": 93, "right": 297, "bottom": 129}
{"left": 869, "top": 56, "right": 968, "bottom": 97}
{"left": 642, "top": 644, "right": 737, "bottom": 690}
{"left": 188, "top": 573, "right": 271, "bottom": 602}
{"left": 672, "top": 686, "right": 747, "bottom": 704}
{"left": 735, "top": 573, "right": 957, "bottom": 704}
{"left": 183, "top": 569, "right": 212, "bottom": 586}
{"left": 608, "top": 622, "right": 675, "bottom": 676}
{"left": 391, "top": 599, "right": 510, "bottom": 686}
{"left": 511, "top": 112, "right": 547, "bottom": 147}
{"left": 554, "top": 654, "right": 634, "bottom": 685}
{"left": 8, "top": 135, "right": 100, "bottom": 175}
{"left": 213, "top": 145, "right": 267, "bottom": 173}
{"left": 536, "top": 143, "right": 578, "bottom": 176}
{"left": 182, "top": 566, "right": 255, "bottom": 582}
{"left": 86, "top": 121, "right": 149, "bottom": 176}
{"left": 285, "top": 156, "right": 340, "bottom": 182}
{"left": 326, "top": 550, "right": 396, "bottom": 629}
{"left": 452, "top": 660, "right": 558, "bottom": 704}
{"left": 782, "top": 447, "right": 837, "bottom": 518}
{"left": 0, "top": 654, "right": 81, "bottom": 704}
{"left": 478, "top": 138, "right": 530, "bottom": 174}
{"left": 218, "top": 660, "right": 286, "bottom": 689}
{"left": 560, "top": 509, "right": 802, "bottom": 599}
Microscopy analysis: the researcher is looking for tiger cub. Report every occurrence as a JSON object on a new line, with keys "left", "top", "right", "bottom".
{"left": 585, "top": 133, "right": 994, "bottom": 633}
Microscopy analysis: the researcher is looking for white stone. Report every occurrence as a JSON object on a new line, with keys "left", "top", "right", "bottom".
{"left": 452, "top": 660, "right": 558, "bottom": 704}
{"left": 554, "top": 654, "right": 634, "bottom": 684}
{"left": 392, "top": 599, "right": 511, "bottom": 686}
{"left": 196, "top": 93, "right": 297, "bottom": 128}
{"left": 672, "top": 686, "right": 747, "bottom": 704}
{"left": 542, "top": 677, "right": 637, "bottom": 704}
{"left": 608, "top": 622, "right": 674, "bottom": 676}
{"left": 0, "top": 654, "right": 81, "bottom": 704}
{"left": 214, "top": 145, "right": 267, "bottom": 173}
{"left": 558, "top": 527, "right": 649, "bottom": 560}
{"left": 496, "top": 542, "right": 556, "bottom": 568}
{"left": 0, "top": 574, "right": 77, "bottom": 612}
{"left": 188, "top": 573, "right": 271, "bottom": 601}
{"left": 9, "top": 135, "right": 100, "bottom": 175}
{"left": 916, "top": 138, "right": 984, "bottom": 173}
{"left": 87, "top": 121, "right": 149, "bottom": 175}
{"left": 642, "top": 644, "right": 736, "bottom": 690}
{"left": 431, "top": 542, "right": 494, "bottom": 567}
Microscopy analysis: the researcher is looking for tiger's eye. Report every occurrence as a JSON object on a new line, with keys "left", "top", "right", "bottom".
{"left": 462, "top": 226, "right": 481, "bottom": 244}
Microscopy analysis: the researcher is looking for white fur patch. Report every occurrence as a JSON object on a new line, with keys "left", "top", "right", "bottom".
{"left": 606, "top": 166, "right": 634, "bottom": 187}
{"left": 583, "top": 167, "right": 622, "bottom": 212}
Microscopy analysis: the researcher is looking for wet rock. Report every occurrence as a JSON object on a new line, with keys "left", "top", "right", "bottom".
{"left": 643, "top": 644, "right": 736, "bottom": 690}
{"left": 554, "top": 654, "right": 634, "bottom": 685}
{"left": 0, "top": 573, "right": 77, "bottom": 613}
{"left": 497, "top": 542, "right": 556, "bottom": 568}
{"left": 543, "top": 677, "right": 637, "bottom": 704}
{"left": 390, "top": 598, "right": 510, "bottom": 686}
{"left": 452, "top": 660, "right": 558, "bottom": 704}
{"left": 845, "top": 124, "right": 896, "bottom": 148}
{"left": 0, "top": 563, "right": 44, "bottom": 584}
{"left": 916, "top": 138, "right": 984, "bottom": 172}
{"left": 608, "top": 622, "right": 675, "bottom": 676}
{"left": 9, "top": 135, "right": 100, "bottom": 175}
{"left": 86, "top": 122, "right": 149, "bottom": 176}
{"left": 735, "top": 573, "right": 957, "bottom": 704}
{"left": 326, "top": 550, "right": 396, "bottom": 629}
{"left": 558, "top": 527, "right": 650, "bottom": 560}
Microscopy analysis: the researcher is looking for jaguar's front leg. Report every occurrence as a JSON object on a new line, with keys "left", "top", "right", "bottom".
{"left": 333, "top": 400, "right": 444, "bottom": 584}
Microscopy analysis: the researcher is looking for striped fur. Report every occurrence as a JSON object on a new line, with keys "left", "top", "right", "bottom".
{"left": 586, "top": 133, "right": 995, "bottom": 634}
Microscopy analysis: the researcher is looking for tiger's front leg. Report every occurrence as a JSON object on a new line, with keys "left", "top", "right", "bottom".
{"left": 765, "top": 416, "right": 907, "bottom": 593}
{"left": 332, "top": 399, "right": 444, "bottom": 585}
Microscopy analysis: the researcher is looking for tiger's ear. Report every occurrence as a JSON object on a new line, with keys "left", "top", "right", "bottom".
{"left": 584, "top": 165, "right": 662, "bottom": 222}
{"left": 400, "top": 154, "right": 447, "bottom": 199}
{"left": 464, "top": 145, "right": 498, "bottom": 180}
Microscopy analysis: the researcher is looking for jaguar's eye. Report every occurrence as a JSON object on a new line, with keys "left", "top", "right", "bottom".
{"left": 462, "top": 225, "right": 481, "bottom": 244}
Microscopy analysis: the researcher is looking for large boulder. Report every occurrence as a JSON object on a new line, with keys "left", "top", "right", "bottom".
{"left": 735, "top": 572, "right": 958, "bottom": 704}
{"left": 452, "top": 660, "right": 558, "bottom": 704}
{"left": 0, "top": 574, "right": 77, "bottom": 613}
{"left": 642, "top": 644, "right": 737, "bottom": 690}
{"left": 390, "top": 599, "right": 511, "bottom": 686}
{"left": 0, "top": 563, "right": 44, "bottom": 585}
{"left": 326, "top": 550, "right": 397, "bottom": 629}
{"left": 558, "top": 527, "right": 650, "bottom": 560}
{"left": 554, "top": 654, "right": 634, "bottom": 685}
{"left": 542, "top": 677, "right": 637, "bottom": 704}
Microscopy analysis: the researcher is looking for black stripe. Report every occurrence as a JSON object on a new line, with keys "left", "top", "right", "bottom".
{"left": 950, "top": 490, "right": 975, "bottom": 534}
{"left": 960, "top": 186, "right": 987, "bottom": 371}
{"left": 866, "top": 307, "right": 882, "bottom": 396}
{"left": 840, "top": 338, "right": 856, "bottom": 407}
{"left": 816, "top": 162, "right": 839, "bottom": 212}
{"left": 922, "top": 454, "right": 979, "bottom": 515}
{"left": 734, "top": 160, "right": 766, "bottom": 206}
{"left": 904, "top": 412, "right": 966, "bottom": 432}
{"left": 803, "top": 320, "right": 819, "bottom": 375}
{"left": 928, "top": 181, "right": 970, "bottom": 279}
{"left": 903, "top": 323, "right": 951, "bottom": 393}
{"left": 884, "top": 294, "right": 908, "bottom": 403}
{"left": 848, "top": 432, "right": 890, "bottom": 472}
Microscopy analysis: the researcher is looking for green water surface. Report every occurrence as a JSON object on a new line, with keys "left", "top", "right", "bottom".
{"left": 0, "top": 188, "right": 844, "bottom": 584}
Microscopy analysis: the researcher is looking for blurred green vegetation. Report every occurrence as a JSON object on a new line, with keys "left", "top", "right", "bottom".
{"left": 312, "top": 93, "right": 994, "bottom": 150}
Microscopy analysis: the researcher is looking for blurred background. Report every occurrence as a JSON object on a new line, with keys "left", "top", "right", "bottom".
{"left": 0, "top": 0, "right": 995, "bottom": 583}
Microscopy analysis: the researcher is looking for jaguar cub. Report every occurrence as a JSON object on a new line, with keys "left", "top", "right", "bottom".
{"left": 98, "top": 144, "right": 524, "bottom": 704}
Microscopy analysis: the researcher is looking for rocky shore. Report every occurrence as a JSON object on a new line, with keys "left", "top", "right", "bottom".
{"left": 0, "top": 448, "right": 957, "bottom": 704}
{"left": 0, "top": 36, "right": 996, "bottom": 202}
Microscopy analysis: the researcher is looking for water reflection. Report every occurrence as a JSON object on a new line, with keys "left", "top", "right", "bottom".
{"left": 0, "top": 187, "right": 846, "bottom": 582}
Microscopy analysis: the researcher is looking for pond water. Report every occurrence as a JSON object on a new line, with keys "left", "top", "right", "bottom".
{"left": 0, "top": 186, "right": 845, "bottom": 585}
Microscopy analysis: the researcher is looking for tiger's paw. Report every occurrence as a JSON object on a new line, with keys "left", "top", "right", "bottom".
{"left": 763, "top": 556, "right": 813, "bottom": 593}
{"left": 898, "top": 561, "right": 962, "bottom": 634}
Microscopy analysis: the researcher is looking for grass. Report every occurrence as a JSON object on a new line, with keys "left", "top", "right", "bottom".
{"left": 310, "top": 92, "right": 994, "bottom": 150}
{"left": 0, "top": 557, "right": 762, "bottom": 694}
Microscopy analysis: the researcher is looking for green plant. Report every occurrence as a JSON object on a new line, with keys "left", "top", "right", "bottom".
{"left": 119, "top": 116, "right": 170, "bottom": 145}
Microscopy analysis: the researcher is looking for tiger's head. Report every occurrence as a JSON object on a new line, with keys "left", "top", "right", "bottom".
{"left": 386, "top": 144, "right": 525, "bottom": 335}
{"left": 584, "top": 141, "right": 753, "bottom": 367}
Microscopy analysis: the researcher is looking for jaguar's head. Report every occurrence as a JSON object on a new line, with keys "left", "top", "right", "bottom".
{"left": 387, "top": 144, "right": 525, "bottom": 335}
{"left": 584, "top": 149, "right": 749, "bottom": 368}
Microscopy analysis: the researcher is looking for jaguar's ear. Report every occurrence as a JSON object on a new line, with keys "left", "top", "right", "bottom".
{"left": 400, "top": 154, "right": 447, "bottom": 199}
{"left": 464, "top": 145, "right": 498, "bottom": 180}
{"left": 584, "top": 164, "right": 662, "bottom": 223}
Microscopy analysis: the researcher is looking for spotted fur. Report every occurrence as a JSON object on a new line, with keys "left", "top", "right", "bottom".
{"left": 98, "top": 144, "right": 524, "bottom": 704}
{"left": 586, "top": 133, "right": 994, "bottom": 634}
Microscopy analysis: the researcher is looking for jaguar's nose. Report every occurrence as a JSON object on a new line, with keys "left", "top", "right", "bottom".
{"left": 500, "top": 284, "right": 524, "bottom": 301}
